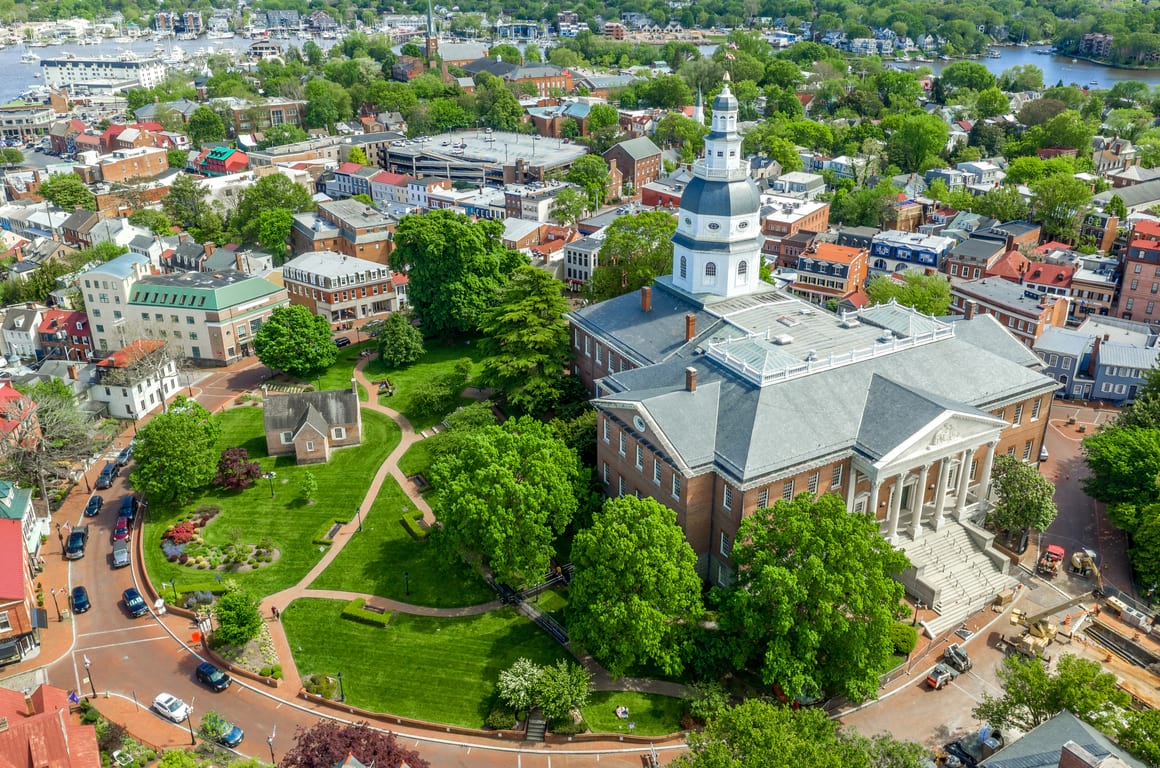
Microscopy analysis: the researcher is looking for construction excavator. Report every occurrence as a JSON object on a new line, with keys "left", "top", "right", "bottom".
{"left": 1008, "top": 552, "right": 1104, "bottom": 659}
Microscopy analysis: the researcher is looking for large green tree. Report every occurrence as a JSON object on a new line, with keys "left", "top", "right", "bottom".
{"left": 566, "top": 154, "right": 612, "bottom": 207}
{"left": 536, "top": 660, "right": 593, "bottom": 722}
{"left": 234, "top": 173, "right": 314, "bottom": 242}
{"left": 866, "top": 272, "right": 952, "bottom": 315}
{"left": 163, "top": 172, "right": 223, "bottom": 243}
{"left": 569, "top": 496, "right": 704, "bottom": 677}
{"left": 1083, "top": 425, "right": 1160, "bottom": 510}
{"left": 376, "top": 312, "right": 425, "bottom": 368}
{"left": 130, "top": 396, "right": 221, "bottom": 503}
{"left": 213, "top": 584, "right": 263, "bottom": 647}
{"left": 430, "top": 417, "right": 579, "bottom": 584}
{"left": 887, "top": 113, "right": 949, "bottom": 173}
{"left": 989, "top": 454, "right": 1059, "bottom": 533}
{"left": 719, "top": 493, "right": 909, "bottom": 703}
{"left": 187, "top": 106, "right": 227, "bottom": 146}
{"left": 38, "top": 173, "right": 96, "bottom": 211}
{"left": 589, "top": 211, "right": 677, "bottom": 302}
{"left": 388, "top": 210, "right": 525, "bottom": 338}
{"left": 477, "top": 266, "right": 571, "bottom": 414}
{"left": 1031, "top": 174, "right": 1093, "bottom": 243}
{"left": 252, "top": 305, "right": 338, "bottom": 380}
{"left": 4, "top": 379, "right": 101, "bottom": 505}
{"left": 974, "top": 654, "right": 1130, "bottom": 733}
{"left": 551, "top": 186, "right": 589, "bottom": 228}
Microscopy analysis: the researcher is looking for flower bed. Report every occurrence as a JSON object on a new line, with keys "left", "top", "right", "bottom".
{"left": 161, "top": 504, "right": 280, "bottom": 572}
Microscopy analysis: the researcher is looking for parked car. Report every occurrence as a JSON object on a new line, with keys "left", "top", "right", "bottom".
{"left": 208, "top": 717, "right": 244, "bottom": 748}
{"left": 195, "top": 662, "right": 231, "bottom": 692}
{"left": 123, "top": 587, "right": 148, "bottom": 618}
{"left": 83, "top": 495, "right": 103, "bottom": 517}
{"left": 334, "top": 336, "right": 351, "bottom": 348}
{"left": 112, "top": 516, "right": 131, "bottom": 543}
{"left": 65, "top": 526, "right": 89, "bottom": 559}
{"left": 116, "top": 446, "right": 132, "bottom": 467}
{"left": 119, "top": 495, "right": 140, "bottom": 520}
{"left": 71, "top": 586, "right": 90, "bottom": 613}
{"left": 96, "top": 463, "right": 118, "bottom": 489}
{"left": 111, "top": 540, "right": 130, "bottom": 569}
{"left": 151, "top": 693, "right": 192, "bottom": 723}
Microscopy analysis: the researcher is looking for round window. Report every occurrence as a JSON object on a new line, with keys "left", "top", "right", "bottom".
{"left": 684, "top": 217, "right": 692, "bottom": 225}
{"left": 708, "top": 222, "right": 721, "bottom": 230}
{"left": 738, "top": 221, "right": 749, "bottom": 229}
{"left": 633, "top": 415, "right": 646, "bottom": 432}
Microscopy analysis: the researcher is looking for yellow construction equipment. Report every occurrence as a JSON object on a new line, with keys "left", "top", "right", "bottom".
{"left": 1009, "top": 552, "right": 1104, "bottom": 659}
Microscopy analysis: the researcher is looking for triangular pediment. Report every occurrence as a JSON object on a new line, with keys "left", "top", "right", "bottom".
{"left": 877, "top": 411, "right": 1007, "bottom": 467}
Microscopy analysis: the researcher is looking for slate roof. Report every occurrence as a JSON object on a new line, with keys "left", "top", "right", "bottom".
{"left": 1031, "top": 326, "right": 1091, "bottom": 360}
{"left": 263, "top": 389, "right": 359, "bottom": 434}
{"left": 1098, "top": 341, "right": 1160, "bottom": 371}
{"left": 1095, "top": 178, "right": 1160, "bottom": 210}
{"left": 980, "top": 711, "right": 1146, "bottom": 768}
{"left": 855, "top": 375, "right": 999, "bottom": 460}
{"left": 606, "top": 136, "right": 662, "bottom": 161}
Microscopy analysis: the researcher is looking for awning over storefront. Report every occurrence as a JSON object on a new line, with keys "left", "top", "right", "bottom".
{"left": 0, "top": 640, "right": 20, "bottom": 663}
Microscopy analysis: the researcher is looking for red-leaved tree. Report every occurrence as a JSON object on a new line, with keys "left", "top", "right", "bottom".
{"left": 213, "top": 447, "right": 262, "bottom": 491}
{"left": 280, "top": 720, "right": 428, "bottom": 768}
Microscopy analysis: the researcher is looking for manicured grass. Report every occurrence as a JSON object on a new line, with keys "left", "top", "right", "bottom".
{"left": 396, "top": 438, "right": 434, "bottom": 479}
{"left": 364, "top": 342, "right": 488, "bottom": 430}
{"left": 309, "top": 341, "right": 374, "bottom": 401}
{"left": 309, "top": 474, "right": 494, "bottom": 607}
{"left": 142, "top": 408, "right": 400, "bottom": 598}
{"left": 282, "top": 599, "right": 568, "bottom": 727}
{"left": 582, "top": 691, "right": 686, "bottom": 737}
{"left": 533, "top": 587, "right": 568, "bottom": 626}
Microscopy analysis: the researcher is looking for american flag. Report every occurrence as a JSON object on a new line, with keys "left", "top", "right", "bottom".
{"left": 725, "top": 52, "right": 735, "bottom": 60}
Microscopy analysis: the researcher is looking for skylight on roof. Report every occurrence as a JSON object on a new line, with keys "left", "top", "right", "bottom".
{"left": 777, "top": 316, "right": 799, "bottom": 328}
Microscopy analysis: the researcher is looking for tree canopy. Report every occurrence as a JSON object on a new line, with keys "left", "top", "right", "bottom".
{"left": 477, "top": 266, "right": 572, "bottom": 415}
{"left": 589, "top": 210, "right": 677, "bottom": 302}
{"left": 430, "top": 417, "right": 579, "bottom": 584}
{"left": 187, "top": 106, "right": 227, "bottom": 146}
{"left": 974, "top": 654, "right": 1130, "bottom": 733}
{"left": 389, "top": 210, "right": 526, "bottom": 338}
{"left": 719, "top": 493, "right": 910, "bottom": 702}
{"left": 281, "top": 721, "right": 428, "bottom": 768}
{"left": 252, "top": 305, "right": 339, "bottom": 380}
{"left": 376, "top": 312, "right": 425, "bottom": 368}
{"left": 989, "top": 454, "right": 1059, "bottom": 533}
{"left": 569, "top": 496, "right": 704, "bottom": 677}
{"left": 866, "top": 272, "right": 952, "bottom": 315}
{"left": 130, "top": 396, "right": 220, "bottom": 503}
{"left": 38, "top": 173, "right": 96, "bottom": 211}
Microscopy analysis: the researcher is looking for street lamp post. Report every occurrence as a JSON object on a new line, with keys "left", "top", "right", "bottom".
{"left": 337, "top": 671, "right": 345, "bottom": 702}
{"left": 164, "top": 581, "right": 178, "bottom": 603}
{"left": 263, "top": 471, "right": 277, "bottom": 499}
{"left": 83, "top": 656, "right": 96, "bottom": 699}
{"left": 186, "top": 711, "right": 196, "bottom": 745}
{"left": 355, "top": 506, "right": 362, "bottom": 532}
{"left": 267, "top": 733, "right": 276, "bottom": 764}
{"left": 50, "top": 588, "right": 61, "bottom": 621}
{"left": 913, "top": 600, "right": 924, "bottom": 627}
{"left": 404, "top": 571, "right": 409, "bottom": 597}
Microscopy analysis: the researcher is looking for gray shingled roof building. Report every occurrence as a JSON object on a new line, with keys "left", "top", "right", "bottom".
{"left": 263, "top": 386, "right": 362, "bottom": 465}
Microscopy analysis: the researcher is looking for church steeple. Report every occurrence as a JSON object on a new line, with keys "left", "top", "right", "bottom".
{"left": 691, "top": 86, "right": 704, "bottom": 126}
{"left": 670, "top": 71, "right": 762, "bottom": 298}
{"left": 425, "top": 0, "right": 438, "bottom": 60}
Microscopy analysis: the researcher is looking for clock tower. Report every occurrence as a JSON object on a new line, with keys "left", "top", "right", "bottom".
{"left": 670, "top": 73, "right": 762, "bottom": 298}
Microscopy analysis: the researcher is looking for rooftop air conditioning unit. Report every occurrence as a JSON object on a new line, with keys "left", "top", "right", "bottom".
{"left": 773, "top": 334, "right": 794, "bottom": 345}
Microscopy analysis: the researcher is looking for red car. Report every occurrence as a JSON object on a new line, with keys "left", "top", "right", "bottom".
{"left": 113, "top": 516, "right": 131, "bottom": 543}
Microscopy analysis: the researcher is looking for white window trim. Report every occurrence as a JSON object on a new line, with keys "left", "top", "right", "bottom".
{"left": 332, "top": 426, "right": 346, "bottom": 440}
{"left": 280, "top": 431, "right": 292, "bottom": 444}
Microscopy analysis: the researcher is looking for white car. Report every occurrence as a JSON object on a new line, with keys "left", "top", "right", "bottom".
{"left": 152, "top": 693, "right": 192, "bottom": 723}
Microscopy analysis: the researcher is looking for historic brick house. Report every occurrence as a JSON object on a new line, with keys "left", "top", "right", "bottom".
{"left": 263, "top": 384, "right": 362, "bottom": 465}
{"left": 567, "top": 76, "right": 1059, "bottom": 638}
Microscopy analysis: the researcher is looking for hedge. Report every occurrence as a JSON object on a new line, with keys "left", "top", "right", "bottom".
{"left": 400, "top": 511, "right": 429, "bottom": 540}
{"left": 340, "top": 598, "right": 393, "bottom": 628}
{"left": 313, "top": 517, "right": 351, "bottom": 546}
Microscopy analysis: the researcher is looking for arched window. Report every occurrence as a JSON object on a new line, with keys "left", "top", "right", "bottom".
{"left": 705, "top": 262, "right": 717, "bottom": 278}
{"left": 736, "top": 261, "right": 748, "bottom": 285}
{"left": 679, "top": 255, "right": 687, "bottom": 279}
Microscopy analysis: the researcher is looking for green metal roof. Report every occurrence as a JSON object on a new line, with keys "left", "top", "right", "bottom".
{"left": 129, "top": 271, "right": 282, "bottom": 312}
{"left": 0, "top": 483, "right": 33, "bottom": 521}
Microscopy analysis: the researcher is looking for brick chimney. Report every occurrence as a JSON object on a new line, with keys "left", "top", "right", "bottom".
{"left": 24, "top": 692, "right": 35, "bottom": 716}
{"left": 641, "top": 286, "right": 652, "bottom": 313}
{"left": 1087, "top": 335, "right": 1105, "bottom": 377}
{"left": 964, "top": 300, "right": 977, "bottom": 320}
{"left": 67, "top": 365, "right": 77, "bottom": 380}
{"left": 1006, "top": 233, "right": 1015, "bottom": 252}
{"left": 685, "top": 366, "right": 697, "bottom": 392}
{"left": 684, "top": 312, "right": 696, "bottom": 341}
{"left": 204, "top": 241, "right": 215, "bottom": 257}
{"left": 351, "top": 377, "right": 357, "bottom": 397}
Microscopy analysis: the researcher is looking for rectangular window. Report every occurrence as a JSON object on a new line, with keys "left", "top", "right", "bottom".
{"left": 584, "top": 336, "right": 590, "bottom": 357}
{"left": 1023, "top": 440, "right": 1033, "bottom": 461}
{"left": 280, "top": 431, "right": 292, "bottom": 444}
{"left": 602, "top": 419, "right": 609, "bottom": 443}
{"left": 723, "top": 485, "right": 733, "bottom": 510}
{"left": 757, "top": 488, "right": 769, "bottom": 507}
{"left": 602, "top": 462, "right": 609, "bottom": 484}
{"left": 720, "top": 532, "right": 732, "bottom": 557}
{"left": 1013, "top": 404, "right": 1024, "bottom": 425}
{"left": 831, "top": 464, "right": 843, "bottom": 489}
{"left": 971, "top": 459, "right": 979, "bottom": 478}
{"left": 0, "top": 611, "right": 9, "bottom": 632}
{"left": 782, "top": 479, "right": 794, "bottom": 499}
{"left": 653, "top": 459, "right": 662, "bottom": 485}
{"left": 808, "top": 472, "right": 819, "bottom": 494}
{"left": 618, "top": 476, "right": 625, "bottom": 497}
{"left": 716, "top": 564, "right": 730, "bottom": 587}
{"left": 306, "top": 441, "right": 315, "bottom": 452}
{"left": 618, "top": 432, "right": 626, "bottom": 456}
{"left": 1127, "top": 298, "right": 1135, "bottom": 311}
{"left": 595, "top": 344, "right": 602, "bottom": 364}
{"left": 671, "top": 474, "right": 681, "bottom": 500}
{"left": 1031, "top": 399, "right": 1042, "bottom": 420}
{"left": 332, "top": 426, "right": 346, "bottom": 440}
{"left": 635, "top": 445, "right": 643, "bottom": 470}
{"left": 573, "top": 329, "right": 580, "bottom": 349}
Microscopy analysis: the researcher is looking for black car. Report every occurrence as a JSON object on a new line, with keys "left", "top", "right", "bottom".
{"left": 195, "top": 662, "right": 231, "bottom": 692}
{"left": 71, "top": 586, "right": 90, "bottom": 613}
{"left": 123, "top": 587, "right": 148, "bottom": 618}
{"left": 334, "top": 336, "right": 352, "bottom": 348}
{"left": 83, "top": 495, "right": 103, "bottom": 517}
{"left": 210, "top": 718, "right": 245, "bottom": 748}
{"left": 119, "top": 495, "right": 140, "bottom": 520}
{"left": 96, "top": 463, "right": 118, "bottom": 489}
{"left": 64, "top": 527, "right": 89, "bottom": 559}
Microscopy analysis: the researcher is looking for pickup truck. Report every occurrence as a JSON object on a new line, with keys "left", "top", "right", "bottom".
{"left": 64, "top": 526, "right": 89, "bottom": 559}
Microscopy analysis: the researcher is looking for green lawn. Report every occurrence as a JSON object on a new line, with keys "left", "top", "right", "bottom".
{"left": 396, "top": 438, "right": 434, "bottom": 479}
{"left": 308, "top": 472, "right": 494, "bottom": 608}
{"left": 142, "top": 408, "right": 400, "bottom": 598}
{"left": 532, "top": 587, "right": 568, "bottom": 626}
{"left": 282, "top": 599, "right": 567, "bottom": 727}
{"left": 310, "top": 341, "right": 374, "bottom": 401}
{"left": 363, "top": 342, "right": 488, "bottom": 431}
{"left": 582, "top": 691, "right": 686, "bottom": 737}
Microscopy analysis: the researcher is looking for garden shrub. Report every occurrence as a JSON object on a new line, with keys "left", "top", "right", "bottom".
{"left": 303, "top": 674, "right": 336, "bottom": 699}
{"left": 484, "top": 706, "right": 516, "bottom": 730}
{"left": 549, "top": 717, "right": 588, "bottom": 736}
{"left": 400, "top": 512, "right": 429, "bottom": 540}
{"left": 890, "top": 622, "right": 918, "bottom": 655}
{"left": 312, "top": 517, "right": 349, "bottom": 546}
{"left": 340, "top": 598, "right": 392, "bottom": 628}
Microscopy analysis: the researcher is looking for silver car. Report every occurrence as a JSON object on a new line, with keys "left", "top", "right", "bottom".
{"left": 152, "top": 693, "right": 192, "bottom": 723}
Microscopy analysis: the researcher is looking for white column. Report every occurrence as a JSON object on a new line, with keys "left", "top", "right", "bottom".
{"left": 887, "top": 471, "right": 905, "bottom": 541}
{"left": 953, "top": 448, "right": 975, "bottom": 520}
{"left": 977, "top": 441, "right": 998, "bottom": 502}
{"left": 845, "top": 465, "right": 857, "bottom": 512}
{"left": 932, "top": 457, "right": 951, "bottom": 531}
{"left": 869, "top": 478, "right": 882, "bottom": 519}
{"left": 909, "top": 462, "right": 931, "bottom": 539}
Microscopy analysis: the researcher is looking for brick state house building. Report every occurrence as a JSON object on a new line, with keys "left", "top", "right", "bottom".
{"left": 568, "top": 77, "right": 1059, "bottom": 638}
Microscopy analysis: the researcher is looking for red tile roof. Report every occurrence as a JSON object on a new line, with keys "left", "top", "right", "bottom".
{"left": 0, "top": 684, "right": 101, "bottom": 768}
{"left": 370, "top": 171, "right": 411, "bottom": 186}
{"left": 391, "top": 271, "right": 408, "bottom": 286}
{"left": 37, "top": 310, "right": 89, "bottom": 339}
{"left": 1130, "top": 238, "right": 1160, "bottom": 253}
{"left": 0, "top": 518, "right": 25, "bottom": 600}
{"left": 0, "top": 382, "right": 31, "bottom": 436}
{"left": 133, "top": 122, "right": 165, "bottom": 132}
{"left": 989, "top": 250, "right": 1074, "bottom": 287}
{"left": 1034, "top": 240, "right": 1072, "bottom": 256}
{"left": 337, "top": 162, "right": 365, "bottom": 174}
{"left": 1133, "top": 219, "right": 1160, "bottom": 239}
